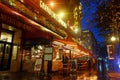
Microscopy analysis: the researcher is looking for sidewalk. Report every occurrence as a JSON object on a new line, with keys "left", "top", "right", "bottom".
{"left": 0, "top": 71, "right": 65, "bottom": 80}
{"left": 108, "top": 71, "right": 120, "bottom": 79}
{"left": 0, "top": 71, "right": 43, "bottom": 80}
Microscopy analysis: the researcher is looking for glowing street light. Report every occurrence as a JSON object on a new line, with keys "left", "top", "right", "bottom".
{"left": 74, "top": 28, "right": 79, "bottom": 34}
{"left": 111, "top": 36, "right": 116, "bottom": 41}
{"left": 50, "top": 2, "right": 54, "bottom": 7}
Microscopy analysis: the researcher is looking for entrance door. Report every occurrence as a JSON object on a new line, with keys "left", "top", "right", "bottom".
{"left": 0, "top": 41, "right": 12, "bottom": 71}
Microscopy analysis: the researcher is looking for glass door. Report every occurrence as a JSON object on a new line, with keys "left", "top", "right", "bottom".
{"left": 0, "top": 42, "right": 12, "bottom": 71}
{"left": 0, "top": 28, "right": 14, "bottom": 71}
{"left": 0, "top": 43, "right": 4, "bottom": 69}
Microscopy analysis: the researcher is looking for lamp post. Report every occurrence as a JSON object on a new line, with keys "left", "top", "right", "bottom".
{"left": 110, "top": 20, "right": 120, "bottom": 71}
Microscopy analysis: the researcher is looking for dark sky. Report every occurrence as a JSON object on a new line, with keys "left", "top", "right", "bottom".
{"left": 80, "top": 0, "right": 105, "bottom": 42}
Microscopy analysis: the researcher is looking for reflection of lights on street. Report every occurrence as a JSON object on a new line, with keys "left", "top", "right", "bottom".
{"left": 118, "top": 64, "right": 120, "bottom": 68}
{"left": 117, "top": 59, "right": 120, "bottom": 68}
{"left": 105, "top": 63, "right": 109, "bottom": 71}
{"left": 115, "top": 58, "right": 120, "bottom": 72}
{"left": 94, "top": 76, "right": 98, "bottom": 80}
{"left": 98, "top": 57, "right": 102, "bottom": 60}
{"left": 90, "top": 75, "right": 98, "bottom": 80}
{"left": 77, "top": 72, "right": 98, "bottom": 80}
{"left": 83, "top": 77, "right": 87, "bottom": 80}
{"left": 99, "top": 62, "right": 102, "bottom": 72}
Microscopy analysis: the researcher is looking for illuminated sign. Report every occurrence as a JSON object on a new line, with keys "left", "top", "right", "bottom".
{"left": 107, "top": 45, "right": 114, "bottom": 59}
{"left": 40, "top": 1, "right": 67, "bottom": 28}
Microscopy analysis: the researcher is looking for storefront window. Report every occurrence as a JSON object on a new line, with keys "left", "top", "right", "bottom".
{"left": 12, "top": 45, "right": 18, "bottom": 60}
{"left": 0, "top": 31, "right": 12, "bottom": 43}
{"left": 31, "top": 45, "right": 44, "bottom": 59}
{"left": 56, "top": 52, "right": 60, "bottom": 59}
{"left": 55, "top": 49, "right": 63, "bottom": 60}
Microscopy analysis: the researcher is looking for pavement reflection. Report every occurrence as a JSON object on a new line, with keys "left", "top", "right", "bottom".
{"left": 1, "top": 60, "right": 120, "bottom": 80}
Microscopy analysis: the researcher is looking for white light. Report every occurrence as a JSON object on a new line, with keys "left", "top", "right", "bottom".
{"left": 50, "top": 2, "right": 54, "bottom": 7}
{"left": 32, "top": 55, "right": 35, "bottom": 57}
{"left": 74, "top": 28, "right": 78, "bottom": 33}
{"left": 58, "top": 12, "right": 64, "bottom": 19}
{"left": 111, "top": 36, "right": 116, "bottom": 41}
{"left": 38, "top": 45, "right": 43, "bottom": 50}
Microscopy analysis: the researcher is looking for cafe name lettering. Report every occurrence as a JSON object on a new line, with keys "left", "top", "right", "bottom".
{"left": 40, "top": 0, "right": 67, "bottom": 29}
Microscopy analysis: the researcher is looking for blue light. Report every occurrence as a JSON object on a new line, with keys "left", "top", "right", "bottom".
{"left": 118, "top": 64, "right": 120, "bottom": 69}
{"left": 116, "top": 58, "right": 120, "bottom": 72}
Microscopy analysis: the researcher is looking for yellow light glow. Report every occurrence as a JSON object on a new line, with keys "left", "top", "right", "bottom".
{"left": 74, "top": 28, "right": 78, "bottom": 33}
{"left": 58, "top": 12, "right": 64, "bottom": 19}
{"left": 111, "top": 36, "right": 116, "bottom": 41}
{"left": 50, "top": 2, "right": 54, "bottom": 7}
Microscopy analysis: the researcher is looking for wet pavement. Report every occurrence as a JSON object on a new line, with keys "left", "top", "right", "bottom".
{"left": 0, "top": 69, "right": 119, "bottom": 80}
{"left": 1, "top": 60, "right": 120, "bottom": 80}
{"left": 0, "top": 69, "right": 99, "bottom": 80}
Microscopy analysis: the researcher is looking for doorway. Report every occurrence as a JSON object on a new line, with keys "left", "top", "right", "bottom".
{"left": 0, "top": 41, "right": 12, "bottom": 70}
{"left": 0, "top": 29, "right": 14, "bottom": 71}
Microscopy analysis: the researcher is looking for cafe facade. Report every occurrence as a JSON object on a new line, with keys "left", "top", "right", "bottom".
{"left": 0, "top": 0, "right": 94, "bottom": 73}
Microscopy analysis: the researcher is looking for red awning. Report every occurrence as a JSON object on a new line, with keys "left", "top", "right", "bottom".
{"left": 0, "top": 3, "right": 65, "bottom": 39}
{"left": 53, "top": 39, "right": 77, "bottom": 45}
{"left": 53, "top": 38, "right": 95, "bottom": 58}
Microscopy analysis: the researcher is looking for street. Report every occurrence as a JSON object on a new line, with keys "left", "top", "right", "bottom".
{"left": 0, "top": 60, "right": 120, "bottom": 80}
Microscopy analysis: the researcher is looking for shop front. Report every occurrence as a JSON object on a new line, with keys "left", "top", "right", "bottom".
{"left": 51, "top": 37, "right": 95, "bottom": 73}
{"left": 22, "top": 38, "right": 51, "bottom": 73}
{"left": 0, "top": 23, "right": 22, "bottom": 71}
{"left": 0, "top": 27, "right": 14, "bottom": 71}
{"left": 52, "top": 41, "right": 64, "bottom": 72}
{"left": 51, "top": 39, "right": 78, "bottom": 72}
{"left": 0, "top": 1, "right": 67, "bottom": 72}
{"left": 0, "top": 0, "right": 94, "bottom": 73}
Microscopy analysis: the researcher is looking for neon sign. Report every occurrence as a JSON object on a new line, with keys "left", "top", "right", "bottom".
{"left": 40, "top": 1, "right": 67, "bottom": 28}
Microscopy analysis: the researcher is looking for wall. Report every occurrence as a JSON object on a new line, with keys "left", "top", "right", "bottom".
{"left": 10, "top": 29, "right": 22, "bottom": 72}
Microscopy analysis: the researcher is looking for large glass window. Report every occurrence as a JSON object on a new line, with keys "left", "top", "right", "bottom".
{"left": 0, "top": 24, "right": 14, "bottom": 70}
{"left": 12, "top": 45, "right": 18, "bottom": 60}
{"left": 0, "top": 31, "right": 12, "bottom": 43}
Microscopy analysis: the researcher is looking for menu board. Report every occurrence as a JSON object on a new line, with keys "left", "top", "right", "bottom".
{"left": 44, "top": 47, "right": 52, "bottom": 54}
{"left": 44, "top": 55, "right": 52, "bottom": 61}
{"left": 44, "top": 47, "right": 53, "bottom": 61}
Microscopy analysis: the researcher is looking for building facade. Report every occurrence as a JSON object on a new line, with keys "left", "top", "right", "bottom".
{"left": 0, "top": 0, "right": 94, "bottom": 73}
{"left": 80, "top": 30, "right": 98, "bottom": 56}
{"left": 0, "top": 0, "right": 67, "bottom": 72}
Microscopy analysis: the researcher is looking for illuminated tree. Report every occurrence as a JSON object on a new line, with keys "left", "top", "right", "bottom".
{"left": 96, "top": 0, "right": 120, "bottom": 43}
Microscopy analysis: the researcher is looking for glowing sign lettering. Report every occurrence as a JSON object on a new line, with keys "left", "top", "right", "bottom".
{"left": 40, "top": 1, "right": 67, "bottom": 28}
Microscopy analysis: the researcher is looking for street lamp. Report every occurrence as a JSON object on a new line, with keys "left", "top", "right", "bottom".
{"left": 74, "top": 27, "right": 79, "bottom": 34}
{"left": 111, "top": 36, "right": 116, "bottom": 41}
{"left": 50, "top": 2, "right": 54, "bottom": 7}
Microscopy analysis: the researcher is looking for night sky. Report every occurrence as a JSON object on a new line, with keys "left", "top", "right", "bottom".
{"left": 80, "top": 0, "right": 105, "bottom": 42}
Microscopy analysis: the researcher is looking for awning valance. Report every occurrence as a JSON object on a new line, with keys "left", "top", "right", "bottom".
{"left": 53, "top": 38, "right": 95, "bottom": 58}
